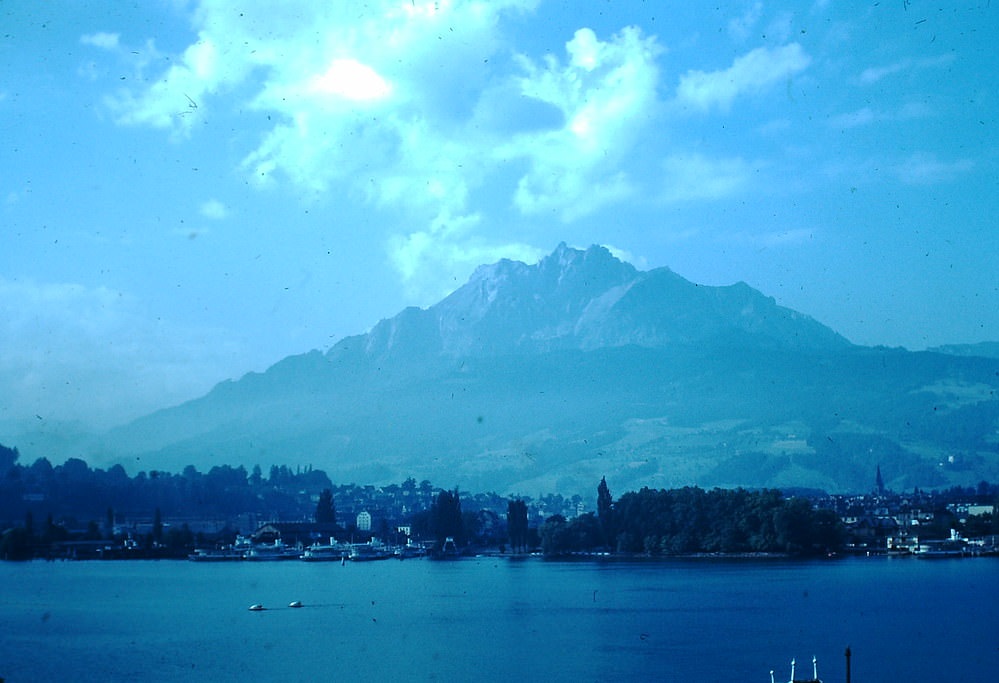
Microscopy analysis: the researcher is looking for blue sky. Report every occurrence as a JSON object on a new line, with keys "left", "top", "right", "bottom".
{"left": 1, "top": 0, "right": 996, "bottom": 428}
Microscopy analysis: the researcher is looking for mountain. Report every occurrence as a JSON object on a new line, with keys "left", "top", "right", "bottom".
{"left": 930, "top": 342, "right": 999, "bottom": 360}
{"left": 95, "top": 244, "right": 999, "bottom": 495}
{"left": 368, "top": 242, "right": 850, "bottom": 358}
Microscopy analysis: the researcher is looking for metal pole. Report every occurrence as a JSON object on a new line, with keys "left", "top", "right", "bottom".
{"left": 844, "top": 647, "right": 851, "bottom": 683}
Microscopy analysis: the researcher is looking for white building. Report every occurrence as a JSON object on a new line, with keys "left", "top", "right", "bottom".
{"left": 356, "top": 511, "right": 372, "bottom": 531}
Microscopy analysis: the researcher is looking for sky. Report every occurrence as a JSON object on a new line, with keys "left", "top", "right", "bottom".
{"left": 2, "top": 0, "right": 997, "bottom": 429}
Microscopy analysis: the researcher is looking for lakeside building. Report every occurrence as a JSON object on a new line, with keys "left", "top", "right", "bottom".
{"left": 356, "top": 511, "right": 372, "bottom": 531}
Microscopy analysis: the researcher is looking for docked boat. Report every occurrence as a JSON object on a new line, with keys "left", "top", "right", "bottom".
{"left": 348, "top": 541, "right": 393, "bottom": 561}
{"left": 914, "top": 530, "right": 969, "bottom": 558}
{"left": 394, "top": 543, "right": 427, "bottom": 559}
{"left": 245, "top": 540, "right": 300, "bottom": 561}
{"left": 188, "top": 547, "right": 244, "bottom": 562}
{"left": 301, "top": 542, "right": 347, "bottom": 562}
{"left": 429, "top": 536, "right": 461, "bottom": 560}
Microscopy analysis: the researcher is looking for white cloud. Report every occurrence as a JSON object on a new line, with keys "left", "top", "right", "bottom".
{"left": 859, "top": 60, "right": 909, "bottom": 85}
{"left": 80, "top": 32, "right": 120, "bottom": 50}
{"left": 106, "top": 3, "right": 659, "bottom": 298}
{"left": 660, "top": 153, "right": 755, "bottom": 202}
{"left": 858, "top": 54, "right": 955, "bottom": 85}
{"left": 602, "top": 243, "right": 644, "bottom": 269}
{"left": 676, "top": 43, "right": 810, "bottom": 111}
{"left": 828, "top": 101, "right": 932, "bottom": 129}
{"left": 231, "top": 0, "right": 533, "bottom": 199}
{"left": 506, "top": 26, "right": 661, "bottom": 220}
{"left": 307, "top": 59, "right": 392, "bottom": 101}
{"left": 199, "top": 199, "right": 229, "bottom": 220}
{"left": 895, "top": 153, "right": 973, "bottom": 185}
{"left": 389, "top": 218, "right": 544, "bottom": 304}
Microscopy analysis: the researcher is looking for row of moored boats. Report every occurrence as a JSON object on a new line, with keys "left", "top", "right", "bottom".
{"left": 189, "top": 538, "right": 427, "bottom": 562}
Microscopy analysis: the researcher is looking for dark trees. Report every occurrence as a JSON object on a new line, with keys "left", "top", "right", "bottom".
{"left": 152, "top": 507, "right": 163, "bottom": 544}
{"left": 430, "top": 488, "right": 464, "bottom": 546}
{"left": 315, "top": 488, "right": 337, "bottom": 525}
{"left": 597, "top": 476, "right": 614, "bottom": 549}
{"left": 506, "top": 499, "right": 529, "bottom": 552}
{"left": 609, "top": 487, "right": 844, "bottom": 556}
{"left": 0, "top": 526, "right": 33, "bottom": 560}
{"left": 539, "top": 514, "right": 568, "bottom": 555}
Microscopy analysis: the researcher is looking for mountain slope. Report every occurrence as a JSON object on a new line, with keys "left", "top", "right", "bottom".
{"left": 97, "top": 244, "right": 999, "bottom": 494}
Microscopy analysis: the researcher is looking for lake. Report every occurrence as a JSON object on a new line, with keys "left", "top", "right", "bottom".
{"left": 0, "top": 555, "right": 996, "bottom": 682}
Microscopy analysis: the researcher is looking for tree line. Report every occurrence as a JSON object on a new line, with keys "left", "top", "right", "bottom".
{"left": 539, "top": 482, "right": 845, "bottom": 557}
{"left": 2, "top": 441, "right": 850, "bottom": 560}
{"left": 0, "top": 444, "right": 333, "bottom": 524}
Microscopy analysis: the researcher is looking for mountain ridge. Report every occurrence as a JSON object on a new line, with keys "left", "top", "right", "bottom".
{"left": 63, "top": 245, "right": 999, "bottom": 494}
{"left": 360, "top": 242, "right": 850, "bottom": 360}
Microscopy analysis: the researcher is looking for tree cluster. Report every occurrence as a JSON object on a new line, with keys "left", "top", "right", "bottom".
{"left": 506, "top": 499, "right": 529, "bottom": 552}
{"left": 541, "top": 485, "right": 844, "bottom": 557}
{"left": 0, "top": 446, "right": 333, "bottom": 527}
{"left": 429, "top": 488, "right": 464, "bottom": 545}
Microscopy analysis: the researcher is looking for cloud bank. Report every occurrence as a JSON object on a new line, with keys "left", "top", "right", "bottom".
{"left": 0, "top": 278, "right": 240, "bottom": 428}
{"left": 98, "top": 2, "right": 676, "bottom": 301}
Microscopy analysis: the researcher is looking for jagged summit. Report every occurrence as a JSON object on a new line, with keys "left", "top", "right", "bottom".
{"left": 360, "top": 243, "right": 848, "bottom": 359}
{"left": 537, "top": 242, "right": 635, "bottom": 280}
{"left": 429, "top": 243, "right": 639, "bottom": 355}
{"left": 446, "top": 243, "right": 635, "bottom": 315}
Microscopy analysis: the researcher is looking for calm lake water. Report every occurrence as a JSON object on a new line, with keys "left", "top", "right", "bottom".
{"left": 0, "top": 555, "right": 997, "bottom": 682}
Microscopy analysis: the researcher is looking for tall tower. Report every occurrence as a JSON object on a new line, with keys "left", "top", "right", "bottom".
{"left": 875, "top": 464, "right": 885, "bottom": 496}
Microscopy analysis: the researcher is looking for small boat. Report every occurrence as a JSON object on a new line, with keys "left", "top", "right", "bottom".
{"left": 429, "top": 536, "right": 461, "bottom": 560}
{"left": 288, "top": 601, "right": 303, "bottom": 608}
{"left": 248, "top": 604, "right": 266, "bottom": 612}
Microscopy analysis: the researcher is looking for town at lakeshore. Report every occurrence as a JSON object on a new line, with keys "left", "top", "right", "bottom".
{"left": 2, "top": 443, "right": 997, "bottom": 561}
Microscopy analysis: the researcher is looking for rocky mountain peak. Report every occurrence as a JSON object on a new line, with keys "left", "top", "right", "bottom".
{"left": 537, "top": 242, "right": 637, "bottom": 288}
{"left": 430, "top": 244, "right": 640, "bottom": 355}
{"left": 358, "top": 243, "right": 850, "bottom": 359}
{"left": 93, "top": 243, "right": 999, "bottom": 496}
